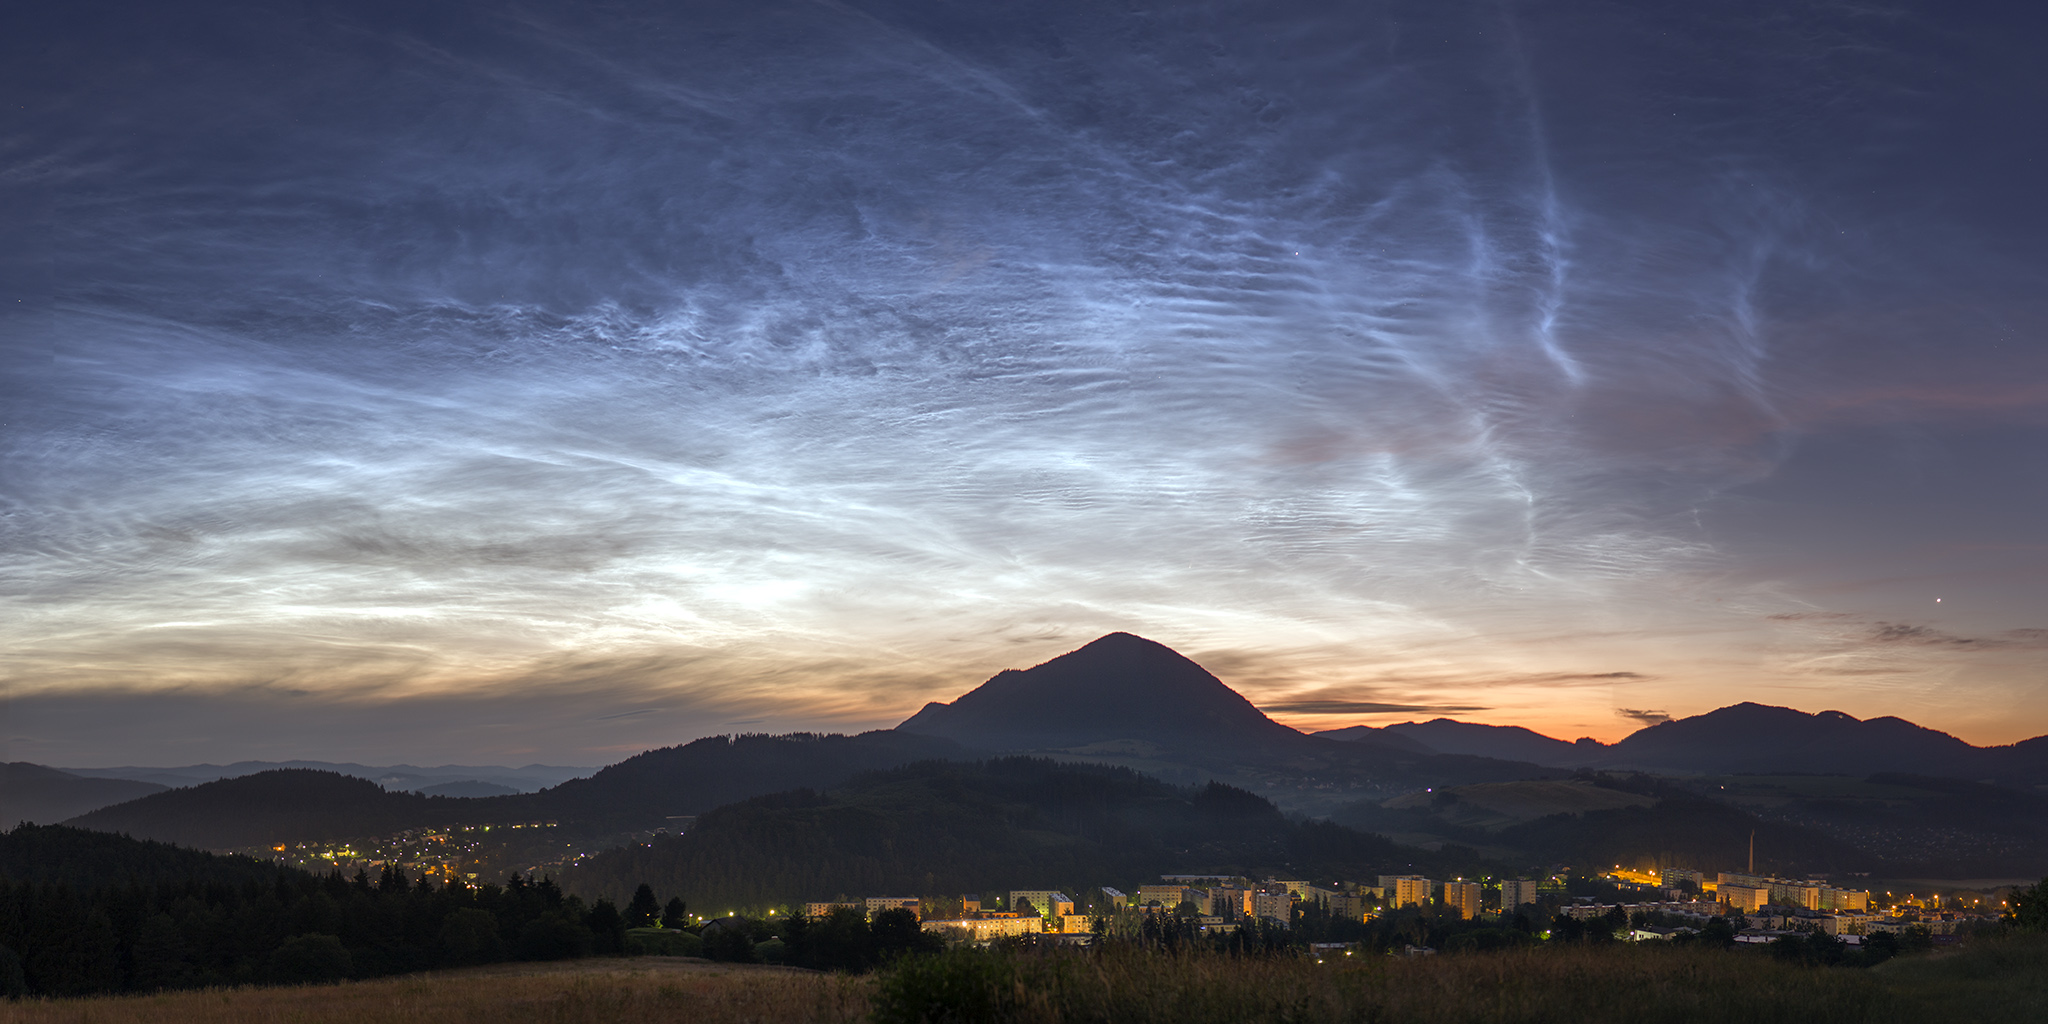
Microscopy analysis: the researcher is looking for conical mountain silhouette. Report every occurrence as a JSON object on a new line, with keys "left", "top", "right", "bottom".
{"left": 896, "top": 632, "right": 1308, "bottom": 753}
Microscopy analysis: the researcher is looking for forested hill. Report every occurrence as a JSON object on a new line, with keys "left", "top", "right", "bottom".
{"left": 65, "top": 731, "right": 975, "bottom": 847}
{"left": 1, "top": 763, "right": 167, "bottom": 831}
{"left": 558, "top": 757, "right": 1478, "bottom": 911}
{"left": 0, "top": 823, "right": 290, "bottom": 890}
{"left": 0, "top": 824, "right": 643, "bottom": 998}
{"left": 64, "top": 770, "right": 470, "bottom": 849}
{"left": 520, "top": 729, "right": 973, "bottom": 829}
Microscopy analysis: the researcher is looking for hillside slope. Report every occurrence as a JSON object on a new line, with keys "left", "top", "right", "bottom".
{"left": 2, "top": 763, "right": 168, "bottom": 830}
{"left": 65, "top": 731, "right": 974, "bottom": 847}
{"left": 559, "top": 757, "right": 1469, "bottom": 909}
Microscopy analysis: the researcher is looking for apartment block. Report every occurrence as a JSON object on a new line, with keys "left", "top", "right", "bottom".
{"left": 1324, "top": 893, "right": 1372, "bottom": 921}
{"left": 922, "top": 916, "right": 1044, "bottom": 943}
{"left": 1820, "top": 887, "right": 1871, "bottom": 911}
{"left": 1008, "top": 891, "right": 1075, "bottom": 919}
{"left": 1252, "top": 890, "right": 1294, "bottom": 927}
{"left": 1136, "top": 885, "right": 1189, "bottom": 911}
{"left": 865, "top": 897, "right": 921, "bottom": 918}
{"left": 1209, "top": 886, "right": 1255, "bottom": 917}
{"left": 1501, "top": 879, "right": 1541, "bottom": 908}
{"left": 1768, "top": 882, "right": 1822, "bottom": 911}
{"left": 1720, "top": 884, "right": 1770, "bottom": 913}
{"left": 1444, "top": 881, "right": 1482, "bottom": 920}
{"left": 1391, "top": 877, "right": 1434, "bottom": 909}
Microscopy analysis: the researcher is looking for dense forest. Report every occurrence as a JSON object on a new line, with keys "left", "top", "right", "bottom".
{"left": 0, "top": 824, "right": 648, "bottom": 997}
{"left": 559, "top": 757, "right": 1481, "bottom": 909}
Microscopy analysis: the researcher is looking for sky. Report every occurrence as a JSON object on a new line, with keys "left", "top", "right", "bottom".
{"left": 4, "top": 0, "right": 2046, "bottom": 767}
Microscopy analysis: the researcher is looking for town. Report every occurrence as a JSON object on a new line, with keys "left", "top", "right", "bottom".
{"left": 676, "top": 866, "right": 2006, "bottom": 955}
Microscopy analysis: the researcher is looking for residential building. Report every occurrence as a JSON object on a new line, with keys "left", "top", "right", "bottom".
{"left": 1660, "top": 868, "right": 1703, "bottom": 889}
{"left": 1009, "top": 891, "right": 1075, "bottom": 920}
{"left": 1720, "top": 884, "right": 1770, "bottom": 914}
{"left": 1822, "top": 912, "right": 1879, "bottom": 936}
{"left": 804, "top": 901, "right": 861, "bottom": 917}
{"left": 1137, "top": 885, "right": 1190, "bottom": 911}
{"left": 1445, "top": 881, "right": 1481, "bottom": 920}
{"left": 1252, "top": 890, "right": 1293, "bottom": 927}
{"left": 1324, "top": 893, "right": 1372, "bottom": 922}
{"left": 1209, "top": 886, "right": 1254, "bottom": 917}
{"left": 1501, "top": 879, "right": 1541, "bottom": 908}
{"left": 865, "top": 897, "right": 921, "bottom": 918}
{"left": 1097, "top": 887, "right": 1129, "bottom": 910}
{"left": 922, "top": 915, "right": 1043, "bottom": 943}
{"left": 1820, "top": 887, "right": 1870, "bottom": 912}
{"left": 1768, "top": 882, "right": 1822, "bottom": 911}
{"left": 1391, "top": 877, "right": 1434, "bottom": 910}
{"left": 1379, "top": 874, "right": 1429, "bottom": 891}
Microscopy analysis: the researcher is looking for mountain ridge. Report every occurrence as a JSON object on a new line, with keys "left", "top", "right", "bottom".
{"left": 1318, "top": 703, "right": 2048, "bottom": 782}
{"left": 897, "top": 632, "right": 1312, "bottom": 753}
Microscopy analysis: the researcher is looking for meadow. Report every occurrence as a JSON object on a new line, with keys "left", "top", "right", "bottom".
{"left": 4, "top": 934, "right": 2044, "bottom": 1024}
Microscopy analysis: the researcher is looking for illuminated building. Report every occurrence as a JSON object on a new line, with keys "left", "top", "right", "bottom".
{"left": 1501, "top": 879, "right": 1541, "bottom": 908}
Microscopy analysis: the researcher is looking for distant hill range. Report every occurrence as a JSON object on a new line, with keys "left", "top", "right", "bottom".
{"left": 56, "top": 634, "right": 1550, "bottom": 849}
{"left": 60, "top": 730, "right": 971, "bottom": 848}
{"left": 558, "top": 756, "right": 1471, "bottom": 910}
{"left": 56, "top": 760, "right": 594, "bottom": 794}
{"left": 44, "top": 633, "right": 2047, "bottom": 880}
{"left": 10, "top": 760, "right": 592, "bottom": 831}
{"left": 2, "top": 763, "right": 168, "bottom": 831}
{"left": 1320, "top": 703, "right": 2048, "bottom": 783}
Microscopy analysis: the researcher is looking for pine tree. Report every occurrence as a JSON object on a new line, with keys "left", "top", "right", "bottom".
{"left": 626, "top": 884, "right": 661, "bottom": 928}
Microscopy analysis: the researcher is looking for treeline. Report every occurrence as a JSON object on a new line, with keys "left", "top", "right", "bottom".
{"left": 0, "top": 824, "right": 639, "bottom": 998}
{"left": 559, "top": 758, "right": 1472, "bottom": 909}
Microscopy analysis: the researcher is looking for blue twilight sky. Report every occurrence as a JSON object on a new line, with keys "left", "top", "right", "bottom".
{"left": 3, "top": 0, "right": 2046, "bottom": 766}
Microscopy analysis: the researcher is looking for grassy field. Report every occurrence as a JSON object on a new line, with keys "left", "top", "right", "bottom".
{"left": 0, "top": 959, "right": 867, "bottom": 1024}
{"left": 5, "top": 934, "right": 2045, "bottom": 1024}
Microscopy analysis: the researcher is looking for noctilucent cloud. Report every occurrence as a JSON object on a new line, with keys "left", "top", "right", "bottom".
{"left": 4, "top": 1, "right": 2045, "bottom": 765}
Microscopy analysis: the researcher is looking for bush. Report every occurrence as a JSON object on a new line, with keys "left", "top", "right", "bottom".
{"left": 2008, "top": 877, "right": 2048, "bottom": 931}
{"left": 870, "top": 949, "right": 1025, "bottom": 1024}
{"left": 703, "top": 922, "right": 759, "bottom": 963}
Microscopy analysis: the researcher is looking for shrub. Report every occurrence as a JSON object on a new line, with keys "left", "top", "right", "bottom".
{"left": 870, "top": 949, "right": 1025, "bottom": 1024}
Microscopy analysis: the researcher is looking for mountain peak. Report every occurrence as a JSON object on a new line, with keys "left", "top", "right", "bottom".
{"left": 896, "top": 633, "right": 1303, "bottom": 753}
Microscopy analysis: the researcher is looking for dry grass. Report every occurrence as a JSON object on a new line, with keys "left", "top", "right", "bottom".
{"left": 0, "top": 959, "right": 868, "bottom": 1024}
{"left": 873, "top": 943, "right": 1892, "bottom": 1024}
{"left": 8, "top": 935, "right": 2046, "bottom": 1024}
{"left": 872, "top": 935, "right": 2048, "bottom": 1024}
